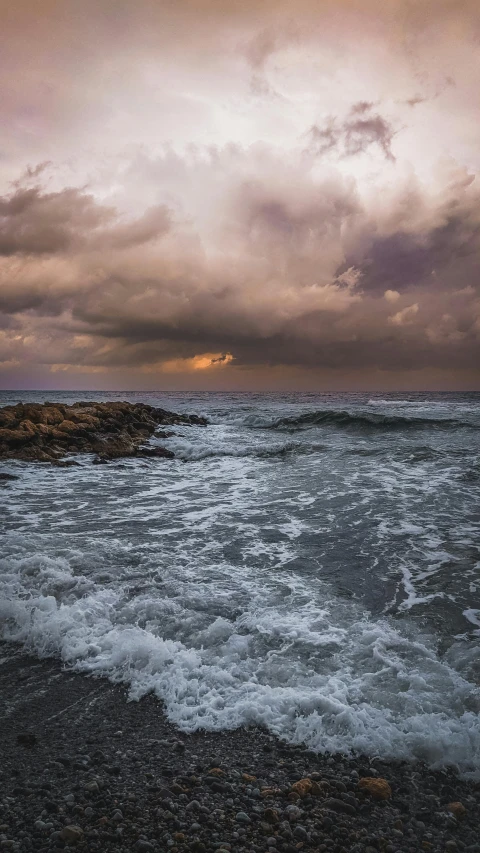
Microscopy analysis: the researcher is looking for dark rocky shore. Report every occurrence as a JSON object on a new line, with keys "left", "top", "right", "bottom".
{"left": 0, "top": 650, "right": 478, "bottom": 853}
{"left": 0, "top": 402, "right": 206, "bottom": 464}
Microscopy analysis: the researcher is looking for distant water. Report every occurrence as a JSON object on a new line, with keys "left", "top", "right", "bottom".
{"left": 1, "top": 391, "right": 480, "bottom": 776}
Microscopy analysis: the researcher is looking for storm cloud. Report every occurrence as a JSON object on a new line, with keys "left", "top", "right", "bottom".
{"left": 0, "top": 0, "right": 479, "bottom": 388}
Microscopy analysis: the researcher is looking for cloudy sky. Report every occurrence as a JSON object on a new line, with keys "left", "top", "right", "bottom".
{"left": 1, "top": 0, "right": 479, "bottom": 390}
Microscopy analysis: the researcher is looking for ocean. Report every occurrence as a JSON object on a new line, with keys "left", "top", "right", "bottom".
{"left": 1, "top": 391, "right": 479, "bottom": 777}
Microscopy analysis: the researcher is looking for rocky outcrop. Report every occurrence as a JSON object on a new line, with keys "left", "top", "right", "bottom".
{"left": 0, "top": 401, "right": 206, "bottom": 464}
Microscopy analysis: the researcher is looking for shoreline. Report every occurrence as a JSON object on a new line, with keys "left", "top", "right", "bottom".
{"left": 1, "top": 646, "right": 479, "bottom": 852}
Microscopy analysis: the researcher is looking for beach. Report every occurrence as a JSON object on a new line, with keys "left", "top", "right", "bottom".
{"left": 1, "top": 647, "right": 479, "bottom": 853}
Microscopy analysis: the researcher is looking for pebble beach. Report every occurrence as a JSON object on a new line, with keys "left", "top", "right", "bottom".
{"left": 1, "top": 650, "right": 479, "bottom": 853}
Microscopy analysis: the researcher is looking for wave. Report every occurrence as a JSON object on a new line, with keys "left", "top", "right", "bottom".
{"left": 1, "top": 556, "right": 480, "bottom": 778}
{"left": 368, "top": 399, "right": 446, "bottom": 406}
{"left": 242, "top": 409, "right": 471, "bottom": 432}
{"left": 168, "top": 438, "right": 300, "bottom": 462}
{"left": 160, "top": 429, "right": 328, "bottom": 462}
{"left": 348, "top": 444, "right": 445, "bottom": 462}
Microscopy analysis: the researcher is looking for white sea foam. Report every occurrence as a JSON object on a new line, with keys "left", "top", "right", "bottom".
{"left": 1, "top": 539, "right": 480, "bottom": 777}
{"left": 463, "top": 609, "right": 480, "bottom": 630}
{"left": 161, "top": 429, "right": 298, "bottom": 462}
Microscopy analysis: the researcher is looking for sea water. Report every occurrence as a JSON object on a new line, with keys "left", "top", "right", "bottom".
{"left": 1, "top": 391, "right": 479, "bottom": 776}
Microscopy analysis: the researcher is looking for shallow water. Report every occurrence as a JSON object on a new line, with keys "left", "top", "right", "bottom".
{"left": 1, "top": 391, "right": 479, "bottom": 776}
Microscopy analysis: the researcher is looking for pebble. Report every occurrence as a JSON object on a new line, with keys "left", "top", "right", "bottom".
{"left": 293, "top": 825, "right": 308, "bottom": 841}
{"left": 235, "top": 812, "right": 251, "bottom": 824}
{"left": 284, "top": 804, "right": 302, "bottom": 821}
{"left": 59, "top": 825, "right": 84, "bottom": 842}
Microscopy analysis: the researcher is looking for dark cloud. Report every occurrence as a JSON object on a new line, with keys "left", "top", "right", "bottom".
{"left": 0, "top": 0, "right": 479, "bottom": 387}
{"left": 0, "top": 188, "right": 112, "bottom": 256}
{"left": 0, "top": 186, "right": 171, "bottom": 257}
{"left": 0, "top": 149, "right": 478, "bottom": 381}
{"left": 342, "top": 188, "right": 480, "bottom": 294}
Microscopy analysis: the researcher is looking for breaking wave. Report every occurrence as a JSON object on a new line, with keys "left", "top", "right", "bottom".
{"left": 159, "top": 435, "right": 303, "bottom": 462}
{"left": 1, "top": 544, "right": 480, "bottom": 778}
{"left": 242, "top": 409, "right": 470, "bottom": 432}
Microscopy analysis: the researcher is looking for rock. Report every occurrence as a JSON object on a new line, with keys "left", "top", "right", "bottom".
{"left": 0, "top": 472, "right": 19, "bottom": 480}
{"left": 290, "top": 777, "right": 323, "bottom": 797}
{"left": 261, "top": 787, "right": 281, "bottom": 798}
{"left": 293, "top": 825, "right": 308, "bottom": 841}
{"left": 358, "top": 777, "right": 392, "bottom": 800}
{"left": 242, "top": 773, "right": 257, "bottom": 783}
{"left": 263, "top": 808, "right": 280, "bottom": 824}
{"left": 137, "top": 446, "right": 175, "bottom": 459}
{"left": 235, "top": 812, "right": 251, "bottom": 824}
{"left": 0, "top": 400, "right": 207, "bottom": 464}
{"left": 323, "top": 797, "right": 357, "bottom": 816}
{"left": 290, "top": 779, "right": 312, "bottom": 797}
{"left": 447, "top": 802, "right": 467, "bottom": 820}
{"left": 59, "top": 825, "right": 84, "bottom": 842}
{"left": 284, "top": 805, "right": 303, "bottom": 822}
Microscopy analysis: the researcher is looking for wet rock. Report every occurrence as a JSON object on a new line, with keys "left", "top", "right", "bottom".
{"left": 0, "top": 400, "right": 207, "bottom": 464}
{"left": 235, "top": 812, "right": 251, "bottom": 824}
{"left": 290, "top": 778, "right": 312, "bottom": 797}
{"left": 263, "top": 808, "right": 280, "bottom": 824}
{"left": 447, "top": 802, "right": 467, "bottom": 820}
{"left": 323, "top": 796, "right": 357, "bottom": 816}
{"left": 293, "top": 824, "right": 308, "bottom": 841}
{"left": 284, "top": 805, "right": 302, "bottom": 822}
{"left": 358, "top": 777, "right": 392, "bottom": 800}
{"left": 59, "top": 824, "right": 84, "bottom": 842}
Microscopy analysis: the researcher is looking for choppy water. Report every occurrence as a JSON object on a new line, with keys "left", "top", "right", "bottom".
{"left": 1, "top": 391, "right": 479, "bottom": 776}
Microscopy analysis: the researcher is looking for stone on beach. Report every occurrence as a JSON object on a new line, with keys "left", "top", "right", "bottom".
{"left": 358, "top": 776, "right": 392, "bottom": 799}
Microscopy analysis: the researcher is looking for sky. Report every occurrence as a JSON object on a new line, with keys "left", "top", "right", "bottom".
{"left": 0, "top": 0, "right": 479, "bottom": 391}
